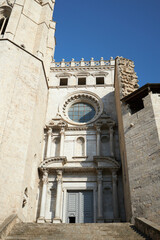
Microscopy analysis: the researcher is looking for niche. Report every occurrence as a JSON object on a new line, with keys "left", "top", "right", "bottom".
{"left": 53, "top": 137, "right": 60, "bottom": 157}
{"left": 76, "top": 137, "right": 85, "bottom": 156}
{"left": 101, "top": 136, "right": 109, "bottom": 156}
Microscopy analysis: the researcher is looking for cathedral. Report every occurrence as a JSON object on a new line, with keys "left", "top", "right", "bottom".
{"left": 0, "top": 0, "right": 160, "bottom": 236}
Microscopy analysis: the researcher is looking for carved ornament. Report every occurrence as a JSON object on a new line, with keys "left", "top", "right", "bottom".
{"left": 59, "top": 90, "right": 103, "bottom": 126}
{"left": 39, "top": 157, "right": 67, "bottom": 168}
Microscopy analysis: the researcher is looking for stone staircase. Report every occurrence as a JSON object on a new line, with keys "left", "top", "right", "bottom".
{"left": 6, "top": 222, "right": 149, "bottom": 240}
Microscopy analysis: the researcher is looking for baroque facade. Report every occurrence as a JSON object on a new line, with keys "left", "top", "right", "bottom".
{"left": 0, "top": 0, "right": 160, "bottom": 227}
{"left": 37, "top": 58, "right": 125, "bottom": 223}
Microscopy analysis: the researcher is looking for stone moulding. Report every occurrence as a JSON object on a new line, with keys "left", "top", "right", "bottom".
{"left": 40, "top": 157, "right": 67, "bottom": 168}
{"left": 93, "top": 156, "right": 120, "bottom": 169}
{"left": 59, "top": 90, "right": 103, "bottom": 126}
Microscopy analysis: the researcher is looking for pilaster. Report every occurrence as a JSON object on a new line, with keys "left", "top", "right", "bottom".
{"left": 53, "top": 170, "right": 63, "bottom": 223}
{"left": 37, "top": 169, "right": 48, "bottom": 223}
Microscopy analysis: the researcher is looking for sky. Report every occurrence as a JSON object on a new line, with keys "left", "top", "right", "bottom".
{"left": 53, "top": 0, "right": 160, "bottom": 86}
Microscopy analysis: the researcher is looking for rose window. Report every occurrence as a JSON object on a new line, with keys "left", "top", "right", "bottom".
{"left": 68, "top": 102, "right": 95, "bottom": 123}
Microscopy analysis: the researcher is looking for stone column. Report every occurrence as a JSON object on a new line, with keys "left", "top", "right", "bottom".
{"left": 109, "top": 125, "right": 114, "bottom": 157}
{"left": 53, "top": 170, "right": 63, "bottom": 223}
{"left": 96, "top": 126, "right": 101, "bottom": 156}
{"left": 97, "top": 169, "right": 104, "bottom": 222}
{"left": 38, "top": 169, "right": 48, "bottom": 223}
{"left": 112, "top": 170, "right": 119, "bottom": 221}
{"left": 60, "top": 127, "right": 65, "bottom": 156}
{"left": 46, "top": 128, "right": 52, "bottom": 158}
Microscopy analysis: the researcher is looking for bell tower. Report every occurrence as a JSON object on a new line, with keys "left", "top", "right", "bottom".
{"left": 0, "top": 0, "right": 56, "bottom": 223}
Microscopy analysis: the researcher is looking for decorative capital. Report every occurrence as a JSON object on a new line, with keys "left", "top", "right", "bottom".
{"left": 95, "top": 126, "right": 101, "bottom": 134}
{"left": 56, "top": 170, "right": 63, "bottom": 183}
{"left": 42, "top": 169, "right": 48, "bottom": 184}
{"left": 112, "top": 171, "right": 117, "bottom": 183}
{"left": 97, "top": 169, "right": 103, "bottom": 183}
{"left": 109, "top": 125, "right": 114, "bottom": 133}
{"left": 47, "top": 128, "right": 52, "bottom": 135}
{"left": 60, "top": 127, "right": 65, "bottom": 135}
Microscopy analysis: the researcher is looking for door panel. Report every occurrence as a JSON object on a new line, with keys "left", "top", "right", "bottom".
{"left": 67, "top": 190, "right": 93, "bottom": 223}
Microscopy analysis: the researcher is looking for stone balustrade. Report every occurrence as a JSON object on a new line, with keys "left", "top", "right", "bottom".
{"left": 51, "top": 57, "right": 115, "bottom": 68}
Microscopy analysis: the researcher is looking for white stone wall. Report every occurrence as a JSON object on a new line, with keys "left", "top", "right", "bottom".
{"left": 3, "top": 0, "right": 56, "bottom": 76}
{"left": 37, "top": 60, "right": 125, "bottom": 223}
{"left": 0, "top": 40, "right": 48, "bottom": 223}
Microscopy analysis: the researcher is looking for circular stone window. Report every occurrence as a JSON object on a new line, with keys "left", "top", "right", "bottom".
{"left": 60, "top": 91, "right": 103, "bottom": 125}
{"left": 68, "top": 102, "right": 95, "bottom": 123}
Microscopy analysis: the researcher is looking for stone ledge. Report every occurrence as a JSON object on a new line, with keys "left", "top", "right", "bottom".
{"left": 135, "top": 217, "right": 160, "bottom": 240}
{"left": 0, "top": 214, "right": 21, "bottom": 240}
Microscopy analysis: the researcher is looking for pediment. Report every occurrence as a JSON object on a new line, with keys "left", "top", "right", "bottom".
{"left": 39, "top": 157, "right": 67, "bottom": 168}
{"left": 75, "top": 71, "right": 90, "bottom": 77}
{"left": 55, "top": 73, "right": 72, "bottom": 78}
{"left": 94, "top": 156, "right": 120, "bottom": 169}
{"left": 46, "top": 117, "right": 68, "bottom": 128}
{"left": 92, "top": 71, "right": 109, "bottom": 77}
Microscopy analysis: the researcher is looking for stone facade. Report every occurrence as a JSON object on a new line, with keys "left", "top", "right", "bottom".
{"left": 37, "top": 58, "right": 125, "bottom": 223}
{"left": 0, "top": 0, "right": 159, "bottom": 227}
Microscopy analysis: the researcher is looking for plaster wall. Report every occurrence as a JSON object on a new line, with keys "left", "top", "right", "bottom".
{"left": 0, "top": 40, "right": 48, "bottom": 223}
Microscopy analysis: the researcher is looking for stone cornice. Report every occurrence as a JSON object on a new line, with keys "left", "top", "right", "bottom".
{"left": 50, "top": 65, "right": 114, "bottom": 72}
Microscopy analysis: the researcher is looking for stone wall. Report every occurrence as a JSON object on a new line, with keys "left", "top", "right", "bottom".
{"left": 115, "top": 57, "right": 139, "bottom": 98}
{"left": 115, "top": 57, "right": 160, "bottom": 224}
{"left": 0, "top": 40, "right": 48, "bottom": 223}
{"left": 3, "top": 0, "right": 56, "bottom": 77}
{"left": 114, "top": 57, "right": 133, "bottom": 221}
{"left": 123, "top": 93, "right": 160, "bottom": 224}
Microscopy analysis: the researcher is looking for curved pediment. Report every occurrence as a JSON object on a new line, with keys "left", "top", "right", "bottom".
{"left": 92, "top": 71, "right": 109, "bottom": 77}
{"left": 94, "top": 156, "right": 120, "bottom": 169}
{"left": 75, "top": 71, "right": 90, "bottom": 77}
{"left": 55, "top": 73, "right": 72, "bottom": 78}
{"left": 39, "top": 157, "right": 67, "bottom": 169}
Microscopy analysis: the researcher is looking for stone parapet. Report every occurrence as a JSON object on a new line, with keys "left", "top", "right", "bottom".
{"left": 135, "top": 217, "right": 160, "bottom": 240}
{"left": 50, "top": 57, "right": 115, "bottom": 69}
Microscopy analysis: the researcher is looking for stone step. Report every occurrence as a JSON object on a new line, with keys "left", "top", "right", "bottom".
{"left": 6, "top": 223, "right": 149, "bottom": 240}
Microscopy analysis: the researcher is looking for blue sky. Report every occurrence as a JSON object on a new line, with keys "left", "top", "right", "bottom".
{"left": 53, "top": 0, "right": 160, "bottom": 86}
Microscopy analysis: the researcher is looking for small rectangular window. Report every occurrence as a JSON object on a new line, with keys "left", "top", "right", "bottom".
{"left": 60, "top": 78, "right": 68, "bottom": 86}
{"left": 130, "top": 100, "right": 144, "bottom": 114}
{"left": 78, "top": 78, "right": 86, "bottom": 85}
{"left": 96, "top": 77, "right": 104, "bottom": 85}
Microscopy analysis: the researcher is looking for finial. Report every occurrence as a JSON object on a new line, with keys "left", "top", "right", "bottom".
{"left": 62, "top": 59, "right": 65, "bottom": 62}
{"left": 71, "top": 58, "right": 74, "bottom": 61}
{"left": 91, "top": 57, "right": 94, "bottom": 61}
{"left": 100, "top": 57, "right": 104, "bottom": 60}
{"left": 81, "top": 58, "right": 84, "bottom": 61}
{"left": 110, "top": 56, "right": 113, "bottom": 60}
